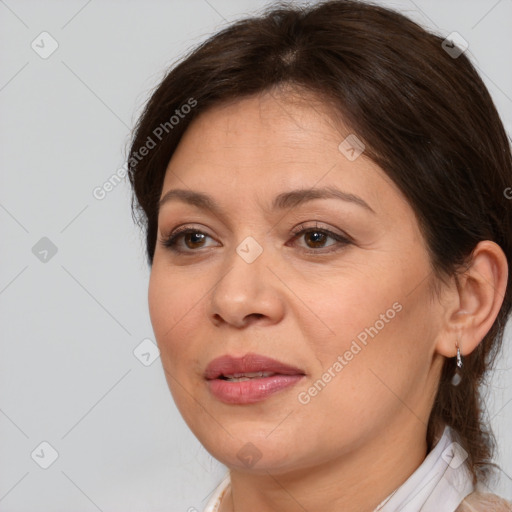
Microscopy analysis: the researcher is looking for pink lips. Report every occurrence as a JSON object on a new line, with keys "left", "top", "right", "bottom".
{"left": 204, "top": 353, "right": 306, "bottom": 404}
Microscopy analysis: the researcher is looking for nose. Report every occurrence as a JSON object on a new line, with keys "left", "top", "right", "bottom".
{"left": 209, "top": 242, "right": 285, "bottom": 329}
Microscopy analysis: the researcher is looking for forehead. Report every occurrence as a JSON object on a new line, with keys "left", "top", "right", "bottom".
{"left": 160, "top": 90, "right": 406, "bottom": 219}
{"left": 173, "top": 89, "right": 345, "bottom": 161}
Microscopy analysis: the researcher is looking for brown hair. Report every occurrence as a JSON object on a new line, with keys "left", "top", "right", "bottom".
{"left": 127, "top": 0, "right": 512, "bottom": 487}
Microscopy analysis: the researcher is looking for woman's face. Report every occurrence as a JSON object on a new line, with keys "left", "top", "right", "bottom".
{"left": 148, "top": 90, "right": 446, "bottom": 473}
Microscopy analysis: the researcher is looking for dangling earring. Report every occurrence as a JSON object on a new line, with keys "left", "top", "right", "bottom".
{"left": 451, "top": 339, "right": 463, "bottom": 386}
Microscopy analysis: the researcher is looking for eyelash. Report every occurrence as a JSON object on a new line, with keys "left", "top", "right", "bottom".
{"left": 159, "top": 222, "right": 352, "bottom": 255}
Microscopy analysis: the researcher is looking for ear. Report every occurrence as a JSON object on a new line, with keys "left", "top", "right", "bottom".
{"left": 435, "top": 240, "right": 508, "bottom": 358}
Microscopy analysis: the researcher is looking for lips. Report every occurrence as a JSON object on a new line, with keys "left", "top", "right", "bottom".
{"left": 204, "top": 353, "right": 305, "bottom": 380}
{"left": 204, "top": 353, "right": 306, "bottom": 404}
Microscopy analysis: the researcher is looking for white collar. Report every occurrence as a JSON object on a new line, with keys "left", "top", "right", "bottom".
{"left": 203, "top": 425, "right": 474, "bottom": 512}
{"left": 377, "top": 424, "right": 474, "bottom": 511}
{"left": 203, "top": 472, "right": 230, "bottom": 512}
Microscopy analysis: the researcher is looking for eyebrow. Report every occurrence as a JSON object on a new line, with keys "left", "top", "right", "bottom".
{"left": 158, "top": 186, "right": 376, "bottom": 215}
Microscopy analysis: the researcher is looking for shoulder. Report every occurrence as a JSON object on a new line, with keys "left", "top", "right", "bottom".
{"left": 455, "top": 491, "right": 512, "bottom": 512}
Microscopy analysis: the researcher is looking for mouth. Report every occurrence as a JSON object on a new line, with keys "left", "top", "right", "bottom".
{"left": 218, "top": 371, "right": 282, "bottom": 382}
{"left": 204, "top": 352, "right": 305, "bottom": 380}
{"left": 204, "top": 353, "right": 306, "bottom": 404}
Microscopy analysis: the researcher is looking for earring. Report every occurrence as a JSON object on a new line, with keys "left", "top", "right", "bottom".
{"left": 451, "top": 340, "right": 463, "bottom": 386}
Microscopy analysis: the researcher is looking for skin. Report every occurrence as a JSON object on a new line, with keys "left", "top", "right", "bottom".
{"left": 148, "top": 87, "right": 508, "bottom": 512}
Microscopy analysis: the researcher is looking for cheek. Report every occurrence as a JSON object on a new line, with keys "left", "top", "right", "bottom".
{"left": 308, "top": 286, "right": 434, "bottom": 428}
{"left": 299, "top": 263, "right": 429, "bottom": 401}
{"left": 148, "top": 268, "right": 171, "bottom": 340}
{"left": 299, "top": 268, "right": 400, "bottom": 359}
{"left": 148, "top": 269, "right": 202, "bottom": 410}
{"left": 148, "top": 266, "right": 207, "bottom": 366}
{"left": 148, "top": 267, "right": 187, "bottom": 356}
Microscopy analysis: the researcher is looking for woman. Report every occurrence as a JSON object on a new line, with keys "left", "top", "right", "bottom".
{"left": 127, "top": 1, "right": 512, "bottom": 510}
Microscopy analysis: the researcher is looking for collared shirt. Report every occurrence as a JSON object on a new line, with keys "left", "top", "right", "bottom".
{"left": 203, "top": 424, "right": 475, "bottom": 512}
{"left": 377, "top": 424, "right": 474, "bottom": 511}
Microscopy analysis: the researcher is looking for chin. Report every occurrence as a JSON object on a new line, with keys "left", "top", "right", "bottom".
{"left": 192, "top": 424, "right": 310, "bottom": 473}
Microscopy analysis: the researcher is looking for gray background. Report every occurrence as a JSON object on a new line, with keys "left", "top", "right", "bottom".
{"left": 0, "top": 0, "right": 511, "bottom": 510}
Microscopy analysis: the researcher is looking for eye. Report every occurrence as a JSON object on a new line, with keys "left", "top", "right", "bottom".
{"left": 158, "top": 222, "right": 352, "bottom": 255}
{"left": 288, "top": 222, "right": 351, "bottom": 254}
{"left": 159, "top": 226, "right": 217, "bottom": 252}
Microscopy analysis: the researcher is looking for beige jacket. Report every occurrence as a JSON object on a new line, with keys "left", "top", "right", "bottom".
{"left": 455, "top": 491, "right": 512, "bottom": 511}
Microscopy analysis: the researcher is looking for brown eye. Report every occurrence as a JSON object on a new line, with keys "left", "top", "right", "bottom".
{"left": 160, "top": 228, "right": 215, "bottom": 252}
{"left": 290, "top": 223, "right": 352, "bottom": 254}
{"left": 181, "top": 232, "right": 207, "bottom": 249}
{"left": 159, "top": 223, "right": 351, "bottom": 255}
{"left": 303, "top": 230, "right": 330, "bottom": 248}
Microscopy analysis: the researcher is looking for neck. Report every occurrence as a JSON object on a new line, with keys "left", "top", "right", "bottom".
{"left": 219, "top": 420, "right": 428, "bottom": 512}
